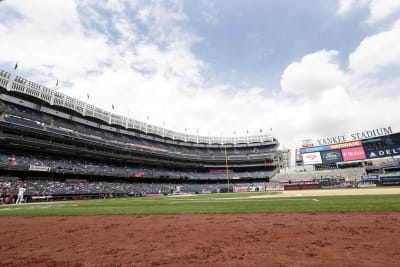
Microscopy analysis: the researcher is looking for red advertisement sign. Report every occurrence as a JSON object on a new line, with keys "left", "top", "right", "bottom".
{"left": 329, "top": 140, "right": 362, "bottom": 150}
{"left": 341, "top": 146, "right": 366, "bottom": 161}
{"left": 131, "top": 173, "right": 144, "bottom": 178}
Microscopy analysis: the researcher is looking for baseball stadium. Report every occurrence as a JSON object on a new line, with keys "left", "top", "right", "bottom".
{"left": 1, "top": 70, "right": 400, "bottom": 266}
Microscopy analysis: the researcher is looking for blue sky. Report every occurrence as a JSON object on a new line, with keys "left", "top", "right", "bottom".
{"left": 0, "top": 0, "right": 400, "bottom": 158}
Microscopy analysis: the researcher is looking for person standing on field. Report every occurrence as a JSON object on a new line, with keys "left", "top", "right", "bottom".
{"left": 15, "top": 185, "right": 26, "bottom": 204}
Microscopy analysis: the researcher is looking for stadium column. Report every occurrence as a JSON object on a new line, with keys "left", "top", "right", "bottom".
{"left": 6, "top": 75, "right": 13, "bottom": 91}
{"left": 83, "top": 103, "right": 87, "bottom": 116}
{"left": 49, "top": 89, "right": 56, "bottom": 105}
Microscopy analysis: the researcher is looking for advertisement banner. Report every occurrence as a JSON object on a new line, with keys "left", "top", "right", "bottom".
{"left": 300, "top": 145, "right": 329, "bottom": 154}
{"left": 365, "top": 147, "right": 400, "bottom": 159}
{"left": 341, "top": 146, "right": 366, "bottom": 161}
{"left": 379, "top": 173, "right": 400, "bottom": 178}
{"left": 302, "top": 139, "right": 314, "bottom": 148}
{"left": 233, "top": 187, "right": 249, "bottom": 192}
{"left": 302, "top": 152, "right": 322, "bottom": 165}
{"left": 265, "top": 183, "right": 285, "bottom": 191}
{"left": 29, "top": 165, "right": 51, "bottom": 172}
{"left": 329, "top": 141, "right": 362, "bottom": 150}
{"left": 361, "top": 174, "right": 379, "bottom": 181}
{"left": 320, "top": 150, "right": 343, "bottom": 163}
{"left": 131, "top": 173, "right": 144, "bottom": 178}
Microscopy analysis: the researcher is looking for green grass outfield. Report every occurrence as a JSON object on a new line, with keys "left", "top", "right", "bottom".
{"left": 1, "top": 191, "right": 400, "bottom": 216}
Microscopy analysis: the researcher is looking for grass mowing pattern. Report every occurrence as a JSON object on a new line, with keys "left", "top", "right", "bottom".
{"left": 1, "top": 193, "right": 400, "bottom": 216}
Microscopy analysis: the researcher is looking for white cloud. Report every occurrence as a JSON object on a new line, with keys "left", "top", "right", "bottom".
{"left": 278, "top": 21, "right": 400, "bottom": 149}
{"left": 337, "top": 0, "right": 400, "bottom": 24}
{"left": 280, "top": 50, "right": 347, "bottom": 98}
{"left": 136, "top": 0, "right": 188, "bottom": 45}
{"left": 349, "top": 20, "right": 400, "bottom": 74}
{"left": 105, "top": 0, "right": 131, "bottom": 12}
{"left": 337, "top": 0, "right": 369, "bottom": 15}
{"left": 368, "top": 0, "right": 400, "bottom": 24}
{"left": 0, "top": 0, "right": 111, "bottom": 83}
{"left": 200, "top": 0, "right": 219, "bottom": 25}
{"left": 278, "top": 15, "right": 400, "bottom": 145}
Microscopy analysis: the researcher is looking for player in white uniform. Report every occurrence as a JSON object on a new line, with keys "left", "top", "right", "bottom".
{"left": 15, "top": 186, "right": 26, "bottom": 204}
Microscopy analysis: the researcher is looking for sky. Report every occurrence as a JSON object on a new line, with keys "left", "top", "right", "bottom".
{"left": 0, "top": 0, "right": 400, "bottom": 158}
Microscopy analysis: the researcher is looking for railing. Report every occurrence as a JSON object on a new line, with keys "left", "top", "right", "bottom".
{"left": 0, "top": 70, "right": 275, "bottom": 145}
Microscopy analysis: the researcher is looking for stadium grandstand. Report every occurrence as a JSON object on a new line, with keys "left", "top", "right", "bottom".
{"left": 0, "top": 70, "right": 281, "bottom": 201}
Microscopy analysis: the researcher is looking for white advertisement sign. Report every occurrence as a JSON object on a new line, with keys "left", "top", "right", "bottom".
{"left": 302, "top": 152, "right": 322, "bottom": 165}
{"left": 29, "top": 165, "right": 51, "bottom": 172}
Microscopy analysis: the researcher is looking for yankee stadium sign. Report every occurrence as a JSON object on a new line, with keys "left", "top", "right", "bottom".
{"left": 315, "top": 126, "right": 393, "bottom": 146}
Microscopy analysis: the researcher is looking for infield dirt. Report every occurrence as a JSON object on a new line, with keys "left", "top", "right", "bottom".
{"left": 1, "top": 212, "right": 400, "bottom": 266}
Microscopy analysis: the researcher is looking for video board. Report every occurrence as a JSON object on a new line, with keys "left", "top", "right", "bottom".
{"left": 363, "top": 133, "right": 400, "bottom": 159}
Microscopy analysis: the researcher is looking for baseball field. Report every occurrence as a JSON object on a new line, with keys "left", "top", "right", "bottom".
{"left": 1, "top": 187, "right": 400, "bottom": 266}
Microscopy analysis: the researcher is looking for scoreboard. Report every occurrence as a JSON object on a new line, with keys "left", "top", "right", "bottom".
{"left": 300, "top": 132, "right": 400, "bottom": 165}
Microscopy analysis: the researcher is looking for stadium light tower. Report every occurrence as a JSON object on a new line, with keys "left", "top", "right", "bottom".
{"left": 224, "top": 146, "right": 230, "bottom": 192}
